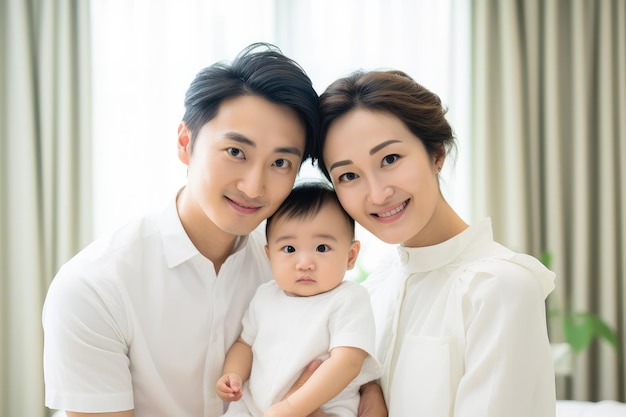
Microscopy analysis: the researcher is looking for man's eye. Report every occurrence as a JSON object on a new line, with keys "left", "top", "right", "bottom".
{"left": 316, "top": 244, "right": 330, "bottom": 253}
{"left": 227, "top": 148, "right": 245, "bottom": 159}
{"left": 382, "top": 154, "right": 399, "bottom": 166}
{"left": 273, "top": 159, "right": 291, "bottom": 169}
{"left": 338, "top": 172, "right": 358, "bottom": 182}
{"left": 282, "top": 246, "right": 296, "bottom": 253}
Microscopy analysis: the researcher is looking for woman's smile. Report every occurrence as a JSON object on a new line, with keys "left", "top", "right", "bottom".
{"left": 373, "top": 199, "right": 409, "bottom": 219}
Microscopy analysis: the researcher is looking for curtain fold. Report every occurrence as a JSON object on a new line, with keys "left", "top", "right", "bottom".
{"left": 0, "top": 1, "right": 91, "bottom": 415}
{"left": 471, "top": 0, "right": 626, "bottom": 401}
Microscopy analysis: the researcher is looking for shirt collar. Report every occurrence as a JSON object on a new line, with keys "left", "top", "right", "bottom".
{"left": 159, "top": 193, "right": 251, "bottom": 269}
{"left": 160, "top": 196, "right": 200, "bottom": 268}
{"left": 397, "top": 218, "right": 494, "bottom": 273}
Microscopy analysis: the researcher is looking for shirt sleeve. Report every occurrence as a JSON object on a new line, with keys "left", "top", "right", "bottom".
{"left": 42, "top": 259, "right": 134, "bottom": 412}
{"left": 454, "top": 260, "right": 556, "bottom": 417}
{"left": 328, "top": 282, "right": 377, "bottom": 357}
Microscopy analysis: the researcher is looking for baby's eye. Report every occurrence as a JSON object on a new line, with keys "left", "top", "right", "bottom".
{"left": 316, "top": 244, "right": 330, "bottom": 253}
{"left": 273, "top": 159, "right": 292, "bottom": 169}
{"left": 382, "top": 154, "right": 399, "bottom": 166}
{"left": 227, "top": 147, "right": 245, "bottom": 159}
{"left": 282, "top": 245, "right": 296, "bottom": 253}
{"left": 337, "top": 172, "right": 359, "bottom": 182}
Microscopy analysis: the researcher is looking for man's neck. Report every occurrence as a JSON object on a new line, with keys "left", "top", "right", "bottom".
{"left": 176, "top": 188, "right": 240, "bottom": 274}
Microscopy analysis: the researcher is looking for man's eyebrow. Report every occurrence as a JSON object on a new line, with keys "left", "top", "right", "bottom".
{"left": 275, "top": 146, "right": 302, "bottom": 157}
{"left": 224, "top": 132, "right": 302, "bottom": 157}
{"left": 370, "top": 139, "right": 401, "bottom": 155}
{"left": 224, "top": 131, "right": 255, "bottom": 147}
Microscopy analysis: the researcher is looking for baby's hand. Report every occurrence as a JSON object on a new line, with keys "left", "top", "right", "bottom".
{"left": 216, "top": 373, "right": 243, "bottom": 402}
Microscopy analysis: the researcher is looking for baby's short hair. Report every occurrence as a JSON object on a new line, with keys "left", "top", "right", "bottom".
{"left": 265, "top": 182, "right": 354, "bottom": 239}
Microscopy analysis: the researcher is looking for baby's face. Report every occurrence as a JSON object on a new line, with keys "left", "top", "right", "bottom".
{"left": 265, "top": 203, "right": 360, "bottom": 297}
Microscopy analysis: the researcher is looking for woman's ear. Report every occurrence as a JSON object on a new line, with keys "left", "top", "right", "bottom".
{"left": 177, "top": 122, "right": 192, "bottom": 165}
{"left": 346, "top": 240, "right": 361, "bottom": 270}
{"left": 433, "top": 147, "right": 446, "bottom": 173}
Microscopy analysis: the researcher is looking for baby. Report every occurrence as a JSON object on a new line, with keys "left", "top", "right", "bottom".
{"left": 216, "top": 182, "right": 380, "bottom": 417}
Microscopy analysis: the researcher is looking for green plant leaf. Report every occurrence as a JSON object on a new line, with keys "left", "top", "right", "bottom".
{"left": 547, "top": 308, "right": 561, "bottom": 320}
{"left": 592, "top": 316, "right": 619, "bottom": 349}
{"left": 540, "top": 251, "right": 553, "bottom": 269}
{"left": 353, "top": 262, "right": 369, "bottom": 283}
{"left": 563, "top": 313, "right": 595, "bottom": 353}
{"left": 563, "top": 312, "right": 619, "bottom": 353}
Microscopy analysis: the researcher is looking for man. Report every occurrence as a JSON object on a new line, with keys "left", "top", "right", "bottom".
{"left": 43, "top": 43, "right": 320, "bottom": 417}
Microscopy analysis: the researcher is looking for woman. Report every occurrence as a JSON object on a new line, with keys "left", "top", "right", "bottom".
{"left": 318, "top": 70, "right": 556, "bottom": 417}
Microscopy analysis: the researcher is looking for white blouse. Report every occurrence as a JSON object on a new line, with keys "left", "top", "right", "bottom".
{"left": 365, "top": 219, "right": 556, "bottom": 417}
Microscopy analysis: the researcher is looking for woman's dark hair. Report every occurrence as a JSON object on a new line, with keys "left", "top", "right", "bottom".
{"left": 317, "top": 69, "right": 456, "bottom": 180}
{"left": 266, "top": 182, "right": 355, "bottom": 239}
{"left": 182, "top": 43, "right": 320, "bottom": 164}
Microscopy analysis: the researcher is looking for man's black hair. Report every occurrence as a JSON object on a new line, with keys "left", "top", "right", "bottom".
{"left": 182, "top": 43, "right": 320, "bottom": 164}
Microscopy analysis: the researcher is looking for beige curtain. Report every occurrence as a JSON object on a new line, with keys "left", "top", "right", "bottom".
{"left": 0, "top": 0, "right": 91, "bottom": 415}
{"left": 471, "top": 0, "right": 625, "bottom": 401}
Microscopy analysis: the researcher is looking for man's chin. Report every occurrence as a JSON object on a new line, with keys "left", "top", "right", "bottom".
{"left": 222, "top": 220, "right": 262, "bottom": 237}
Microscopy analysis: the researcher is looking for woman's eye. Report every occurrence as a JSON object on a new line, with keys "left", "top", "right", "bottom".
{"left": 316, "top": 244, "right": 330, "bottom": 253}
{"left": 382, "top": 154, "right": 399, "bottom": 166}
{"left": 282, "top": 245, "right": 296, "bottom": 253}
{"left": 273, "top": 158, "right": 292, "bottom": 169}
{"left": 227, "top": 147, "right": 245, "bottom": 159}
{"left": 337, "top": 172, "right": 358, "bottom": 182}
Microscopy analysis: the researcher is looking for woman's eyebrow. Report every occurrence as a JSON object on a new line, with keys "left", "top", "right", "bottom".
{"left": 370, "top": 139, "right": 401, "bottom": 155}
{"left": 329, "top": 160, "right": 353, "bottom": 172}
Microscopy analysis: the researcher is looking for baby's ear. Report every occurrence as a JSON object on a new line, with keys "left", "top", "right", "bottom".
{"left": 346, "top": 240, "right": 361, "bottom": 270}
{"left": 264, "top": 244, "right": 270, "bottom": 260}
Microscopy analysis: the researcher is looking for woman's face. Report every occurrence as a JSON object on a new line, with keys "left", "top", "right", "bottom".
{"left": 323, "top": 108, "right": 443, "bottom": 247}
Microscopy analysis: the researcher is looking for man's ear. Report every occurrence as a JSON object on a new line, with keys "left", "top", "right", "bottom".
{"left": 177, "top": 122, "right": 191, "bottom": 165}
{"left": 346, "top": 240, "right": 361, "bottom": 270}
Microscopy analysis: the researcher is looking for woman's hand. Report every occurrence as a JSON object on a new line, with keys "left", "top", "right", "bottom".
{"left": 281, "top": 360, "right": 387, "bottom": 417}
{"left": 282, "top": 360, "right": 329, "bottom": 417}
{"left": 358, "top": 382, "right": 388, "bottom": 417}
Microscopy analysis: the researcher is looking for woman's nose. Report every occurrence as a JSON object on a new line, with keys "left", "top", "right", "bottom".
{"left": 367, "top": 179, "right": 393, "bottom": 205}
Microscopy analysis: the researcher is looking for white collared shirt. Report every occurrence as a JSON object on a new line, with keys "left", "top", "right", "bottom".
{"left": 43, "top": 197, "right": 273, "bottom": 417}
{"left": 365, "top": 219, "right": 556, "bottom": 417}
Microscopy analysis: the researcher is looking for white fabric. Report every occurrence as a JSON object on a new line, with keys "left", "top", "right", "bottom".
{"left": 42, "top": 196, "right": 273, "bottom": 417}
{"left": 223, "top": 280, "right": 381, "bottom": 417}
{"left": 367, "top": 218, "right": 556, "bottom": 417}
{"left": 555, "top": 400, "right": 626, "bottom": 417}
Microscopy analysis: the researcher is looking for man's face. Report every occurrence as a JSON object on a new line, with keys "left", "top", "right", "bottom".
{"left": 178, "top": 95, "right": 306, "bottom": 237}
